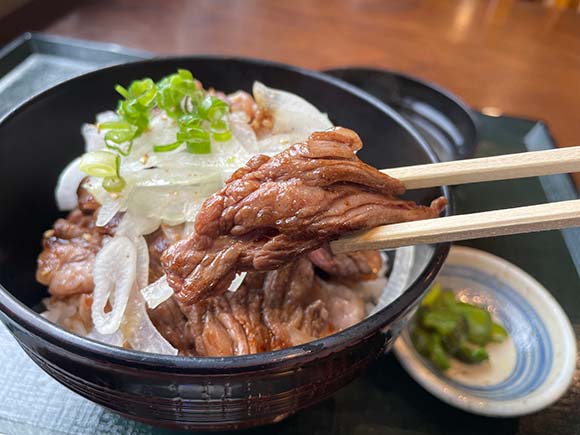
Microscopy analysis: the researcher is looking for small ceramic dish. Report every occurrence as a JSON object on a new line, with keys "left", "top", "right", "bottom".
{"left": 394, "top": 245, "right": 577, "bottom": 417}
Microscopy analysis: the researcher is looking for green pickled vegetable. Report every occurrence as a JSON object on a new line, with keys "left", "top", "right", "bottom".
{"left": 411, "top": 327, "right": 450, "bottom": 370}
{"left": 455, "top": 342, "right": 489, "bottom": 364}
{"left": 422, "top": 283, "right": 441, "bottom": 306}
{"left": 410, "top": 283, "right": 509, "bottom": 371}
{"left": 440, "top": 318, "right": 467, "bottom": 355}
{"left": 434, "top": 289, "right": 457, "bottom": 310}
{"left": 491, "top": 322, "right": 509, "bottom": 342}
{"left": 455, "top": 302, "right": 493, "bottom": 345}
{"left": 429, "top": 333, "right": 450, "bottom": 371}
{"left": 411, "top": 325, "right": 432, "bottom": 357}
{"left": 421, "top": 309, "right": 462, "bottom": 336}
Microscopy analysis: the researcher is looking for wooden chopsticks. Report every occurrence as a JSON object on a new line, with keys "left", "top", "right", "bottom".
{"left": 330, "top": 147, "right": 580, "bottom": 254}
{"left": 384, "top": 147, "right": 580, "bottom": 190}
{"left": 331, "top": 199, "right": 580, "bottom": 253}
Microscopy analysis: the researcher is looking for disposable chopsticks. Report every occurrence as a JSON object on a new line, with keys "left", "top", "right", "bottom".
{"left": 384, "top": 147, "right": 580, "bottom": 190}
{"left": 330, "top": 146, "right": 580, "bottom": 253}
{"left": 331, "top": 199, "right": 580, "bottom": 253}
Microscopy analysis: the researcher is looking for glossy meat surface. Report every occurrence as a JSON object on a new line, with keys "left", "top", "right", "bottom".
{"left": 149, "top": 256, "right": 368, "bottom": 356}
{"left": 162, "top": 127, "right": 446, "bottom": 305}
{"left": 36, "top": 208, "right": 113, "bottom": 296}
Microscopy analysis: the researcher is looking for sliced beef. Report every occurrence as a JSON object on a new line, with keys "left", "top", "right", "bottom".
{"left": 308, "top": 245, "right": 384, "bottom": 281}
{"left": 147, "top": 296, "right": 193, "bottom": 353}
{"left": 150, "top": 257, "right": 366, "bottom": 357}
{"left": 145, "top": 225, "right": 184, "bottom": 283}
{"left": 36, "top": 209, "right": 114, "bottom": 296}
{"left": 162, "top": 127, "right": 447, "bottom": 305}
{"left": 227, "top": 90, "right": 273, "bottom": 137}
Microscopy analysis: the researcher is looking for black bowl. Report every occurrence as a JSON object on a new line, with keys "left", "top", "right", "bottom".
{"left": 324, "top": 67, "right": 478, "bottom": 162}
{"left": 0, "top": 57, "right": 451, "bottom": 431}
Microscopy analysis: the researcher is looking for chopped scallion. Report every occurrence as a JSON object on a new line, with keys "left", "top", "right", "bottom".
{"left": 79, "top": 151, "right": 119, "bottom": 178}
{"left": 102, "top": 175, "right": 127, "bottom": 193}
{"left": 85, "top": 69, "right": 234, "bottom": 193}
{"left": 186, "top": 140, "right": 211, "bottom": 154}
{"left": 153, "top": 141, "right": 182, "bottom": 153}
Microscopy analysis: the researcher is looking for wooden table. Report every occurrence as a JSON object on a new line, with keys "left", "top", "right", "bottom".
{"left": 19, "top": 3, "right": 580, "bottom": 131}
{"left": 3, "top": 0, "right": 580, "bottom": 158}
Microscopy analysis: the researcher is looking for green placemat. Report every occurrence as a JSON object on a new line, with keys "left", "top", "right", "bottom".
{"left": 0, "top": 113, "right": 578, "bottom": 435}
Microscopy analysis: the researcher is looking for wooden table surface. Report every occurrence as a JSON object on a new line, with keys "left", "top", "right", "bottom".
{"left": 2, "top": 0, "right": 579, "bottom": 182}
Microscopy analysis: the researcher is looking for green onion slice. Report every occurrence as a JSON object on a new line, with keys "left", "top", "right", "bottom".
{"left": 186, "top": 140, "right": 211, "bottom": 154}
{"left": 107, "top": 69, "right": 233, "bottom": 156}
{"left": 102, "top": 175, "right": 127, "bottom": 193}
{"left": 210, "top": 119, "right": 232, "bottom": 142}
{"left": 200, "top": 96, "right": 229, "bottom": 122}
{"left": 153, "top": 141, "right": 183, "bottom": 153}
{"left": 114, "top": 84, "right": 129, "bottom": 99}
{"left": 79, "top": 151, "right": 119, "bottom": 178}
{"left": 99, "top": 121, "right": 138, "bottom": 156}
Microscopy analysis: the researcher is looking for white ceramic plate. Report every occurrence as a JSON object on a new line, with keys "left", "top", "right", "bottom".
{"left": 393, "top": 245, "right": 577, "bottom": 417}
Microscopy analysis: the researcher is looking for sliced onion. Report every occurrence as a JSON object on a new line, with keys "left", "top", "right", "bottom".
{"left": 370, "top": 248, "right": 414, "bottom": 315}
{"left": 123, "top": 287, "right": 178, "bottom": 355}
{"left": 82, "top": 112, "right": 117, "bottom": 152}
{"left": 96, "top": 110, "right": 118, "bottom": 124}
{"left": 123, "top": 170, "right": 223, "bottom": 225}
{"left": 126, "top": 112, "right": 177, "bottom": 164}
{"left": 92, "top": 236, "right": 137, "bottom": 335}
{"left": 253, "top": 81, "right": 333, "bottom": 136}
{"left": 116, "top": 212, "right": 161, "bottom": 239}
{"left": 182, "top": 221, "right": 197, "bottom": 238}
{"left": 54, "top": 157, "right": 84, "bottom": 211}
{"left": 141, "top": 275, "right": 174, "bottom": 309}
{"left": 86, "top": 328, "right": 125, "bottom": 347}
{"left": 229, "top": 111, "right": 259, "bottom": 154}
{"left": 82, "top": 124, "right": 104, "bottom": 153}
{"left": 96, "top": 196, "right": 123, "bottom": 227}
{"left": 257, "top": 133, "right": 319, "bottom": 155}
{"left": 135, "top": 235, "right": 150, "bottom": 289}
{"left": 227, "top": 272, "right": 247, "bottom": 293}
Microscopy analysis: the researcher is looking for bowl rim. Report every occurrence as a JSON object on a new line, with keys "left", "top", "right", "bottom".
{"left": 321, "top": 66, "right": 480, "bottom": 161}
{"left": 0, "top": 55, "right": 452, "bottom": 373}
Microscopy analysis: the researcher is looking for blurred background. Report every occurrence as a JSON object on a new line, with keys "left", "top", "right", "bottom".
{"left": 0, "top": 0, "right": 578, "bottom": 159}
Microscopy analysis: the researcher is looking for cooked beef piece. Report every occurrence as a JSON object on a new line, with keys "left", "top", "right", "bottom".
{"left": 145, "top": 225, "right": 185, "bottom": 283}
{"left": 227, "top": 91, "right": 273, "bottom": 137}
{"left": 36, "top": 209, "right": 114, "bottom": 296}
{"left": 150, "top": 257, "right": 366, "bottom": 356}
{"left": 313, "top": 279, "right": 366, "bottom": 331}
{"left": 308, "top": 245, "right": 383, "bottom": 281}
{"left": 147, "top": 296, "right": 194, "bottom": 353}
{"left": 77, "top": 181, "right": 100, "bottom": 214}
{"left": 162, "top": 127, "right": 447, "bottom": 305}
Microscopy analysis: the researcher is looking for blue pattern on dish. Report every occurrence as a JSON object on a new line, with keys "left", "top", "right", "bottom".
{"left": 404, "top": 264, "right": 553, "bottom": 401}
